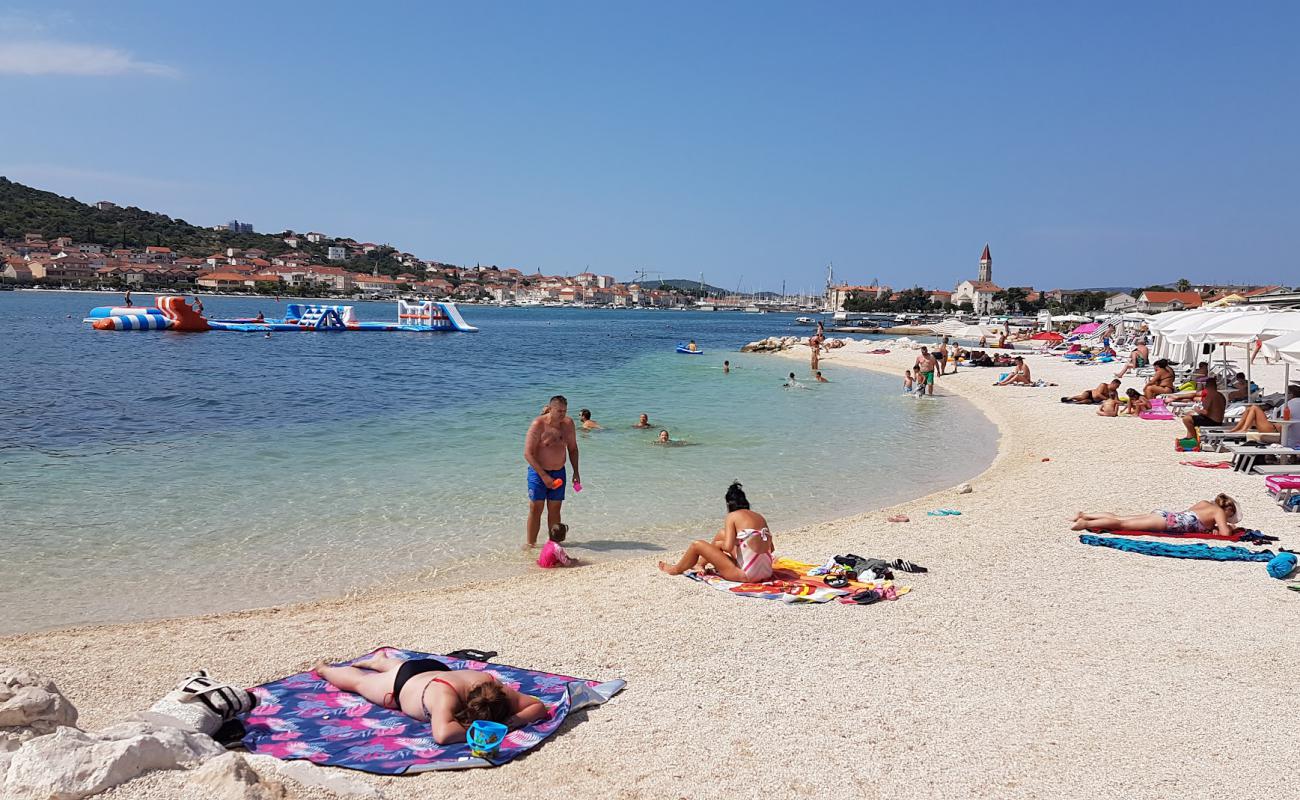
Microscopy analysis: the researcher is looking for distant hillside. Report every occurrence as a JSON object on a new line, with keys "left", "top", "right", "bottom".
{"left": 0, "top": 177, "right": 328, "bottom": 258}
{"left": 637, "top": 278, "right": 728, "bottom": 294}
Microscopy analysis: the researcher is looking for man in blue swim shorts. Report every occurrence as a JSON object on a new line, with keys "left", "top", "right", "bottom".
{"left": 523, "top": 395, "right": 581, "bottom": 549}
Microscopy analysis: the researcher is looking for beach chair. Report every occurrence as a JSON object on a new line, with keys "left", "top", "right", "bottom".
{"left": 1227, "top": 442, "right": 1300, "bottom": 474}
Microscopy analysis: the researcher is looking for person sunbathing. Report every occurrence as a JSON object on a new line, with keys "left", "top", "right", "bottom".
{"left": 1181, "top": 375, "right": 1227, "bottom": 439}
{"left": 316, "top": 651, "right": 548, "bottom": 744}
{"left": 1062, "top": 379, "right": 1120, "bottom": 404}
{"left": 659, "top": 481, "right": 773, "bottom": 581}
{"left": 1143, "top": 359, "right": 1176, "bottom": 399}
{"left": 1228, "top": 384, "right": 1299, "bottom": 434}
{"left": 1071, "top": 494, "right": 1239, "bottom": 536}
{"left": 1227, "top": 371, "right": 1250, "bottom": 403}
{"left": 1164, "top": 362, "right": 1210, "bottom": 401}
{"left": 1113, "top": 339, "right": 1151, "bottom": 379}
{"left": 995, "top": 357, "right": 1032, "bottom": 385}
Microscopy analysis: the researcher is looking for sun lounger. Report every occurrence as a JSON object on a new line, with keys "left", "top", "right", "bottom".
{"left": 1227, "top": 443, "right": 1300, "bottom": 474}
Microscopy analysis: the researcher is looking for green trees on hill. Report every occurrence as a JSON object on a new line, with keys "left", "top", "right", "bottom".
{"left": 0, "top": 178, "right": 302, "bottom": 257}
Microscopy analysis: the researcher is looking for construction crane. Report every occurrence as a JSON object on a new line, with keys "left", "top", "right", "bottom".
{"left": 632, "top": 269, "right": 663, "bottom": 287}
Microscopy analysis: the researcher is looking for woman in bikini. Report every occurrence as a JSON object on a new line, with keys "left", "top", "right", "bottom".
{"left": 316, "top": 650, "right": 548, "bottom": 744}
{"left": 659, "top": 481, "right": 774, "bottom": 581}
{"left": 1143, "top": 359, "right": 1176, "bottom": 399}
{"left": 1070, "top": 494, "right": 1239, "bottom": 536}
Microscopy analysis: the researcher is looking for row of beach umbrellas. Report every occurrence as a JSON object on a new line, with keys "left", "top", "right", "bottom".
{"left": 1149, "top": 307, "right": 1300, "bottom": 390}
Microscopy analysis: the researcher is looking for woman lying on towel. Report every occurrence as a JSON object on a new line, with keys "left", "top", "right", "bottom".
{"left": 659, "top": 481, "right": 774, "bottom": 581}
{"left": 316, "top": 651, "right": 548, "bottom": 744}
{"left": 1070, "top": 494, "right": 1240, "bottom": 536}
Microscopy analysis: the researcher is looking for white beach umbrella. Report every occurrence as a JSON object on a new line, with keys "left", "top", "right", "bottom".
{"left": 1187, "top": 311, "right": 1300, "bottom": 390}
{"left": 1258, "top": 330, "right": 1300, "bottom": 393}
{"left": 1150, "top": 309, "right": 1218, "bottom": 365}
{"left": 927, "top": 320, "right": 992, "bottom": 340}
{"left": 1260, "top": 329, "right": 1300, "bottom": 363}
{"left": 1190, "top": 310, "right": 1300, "bottom": 345}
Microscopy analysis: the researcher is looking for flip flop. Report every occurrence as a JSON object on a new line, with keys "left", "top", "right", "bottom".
{"left": 890, "top": 559, "right": 928, "bottom": 574}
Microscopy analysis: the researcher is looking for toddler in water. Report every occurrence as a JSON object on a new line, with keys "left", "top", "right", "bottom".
{"left": 537, "top": 522, "right": 576, "bottom": 568}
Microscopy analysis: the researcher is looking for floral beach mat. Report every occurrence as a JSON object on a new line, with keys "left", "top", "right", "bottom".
{"left": 686, "top": 557, "right": 910, "bottom": 604}
{"left": 241, "top": 647, "right": 625, "bottom": 774}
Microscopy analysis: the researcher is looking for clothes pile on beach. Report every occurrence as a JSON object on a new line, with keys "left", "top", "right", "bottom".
{"left": 687, "top": 554, "right": 927, "bottom": 605}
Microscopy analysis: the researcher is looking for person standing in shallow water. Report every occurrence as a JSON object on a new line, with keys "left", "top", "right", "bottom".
{"left": 523, "top": 395, "right": 581, "bottom": 549}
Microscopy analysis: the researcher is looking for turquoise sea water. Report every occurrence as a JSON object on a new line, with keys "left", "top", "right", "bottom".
{"left": 0, "top": 292, "right": 997, "bottom": 634}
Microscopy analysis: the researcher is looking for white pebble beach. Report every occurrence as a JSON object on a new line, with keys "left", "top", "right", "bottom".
{"left": 5, "top": 341, "right": 1299, "bottom": 800}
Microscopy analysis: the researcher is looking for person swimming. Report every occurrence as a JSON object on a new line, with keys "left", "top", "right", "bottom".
{"left": 632, "top": 413, "right": 652, "bottom": 429}
{"left": 783, "top": 372, "right": 804, "bottom": 389}
{"left": 653, "top": 429, "right": 696, "bottom": 446}
{"left": 814, "top": 371, "right": 828, "bottom": 383}
{"left": 578, "top": 408, "right": 602, "bottom": 430}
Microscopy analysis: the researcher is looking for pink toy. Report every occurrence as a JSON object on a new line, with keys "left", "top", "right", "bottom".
{"left": 573, "top": 480, "right": 583, "bottom": 493}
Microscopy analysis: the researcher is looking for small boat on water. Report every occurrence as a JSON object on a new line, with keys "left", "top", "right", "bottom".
{"left": 795, "top": 316, "right": 814, "bottom": 325}
{"left": 676, "top": 343, "right": 704, "bottom": 355}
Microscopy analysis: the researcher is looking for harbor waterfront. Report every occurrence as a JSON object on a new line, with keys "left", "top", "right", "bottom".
{"left": 0, "top": 291, "right": 996, "bottom": 634}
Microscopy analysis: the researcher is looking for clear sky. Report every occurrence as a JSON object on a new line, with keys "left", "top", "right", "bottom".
{"left": 1, "top": 1, "right": 1296, "bottom": 292}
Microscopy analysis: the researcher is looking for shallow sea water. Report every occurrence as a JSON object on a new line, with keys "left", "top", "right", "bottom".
{"left": 0, "top": 292, "right": 996, "bottom": 633}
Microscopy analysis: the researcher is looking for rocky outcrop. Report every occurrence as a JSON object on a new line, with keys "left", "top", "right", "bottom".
{"left": 2, "top": 721, "right": 225, "bottom": 800}
{"left": 740, "top": 336, "right": 801, "bottom": 352}
{"left": 0, "top": 667, "right": 79, "bottom": 753}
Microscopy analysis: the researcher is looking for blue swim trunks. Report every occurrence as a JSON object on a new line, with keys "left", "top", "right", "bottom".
{"left": 527, "top": 466, "right": 566, "bottom": 502}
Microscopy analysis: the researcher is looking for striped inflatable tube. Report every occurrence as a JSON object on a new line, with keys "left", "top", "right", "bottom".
{"left": 93, "top": 314, "right": 173, "bottom": 330}
{"left": 86, "top": 306, "right": 166, "bottom": 319}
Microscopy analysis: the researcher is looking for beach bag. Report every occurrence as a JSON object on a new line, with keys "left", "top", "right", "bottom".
{"left": 138, "top": 670, "right": 257, "bottom": 735}
{"left": 1174, "top": 437, "right": 1200, "bottom": 453}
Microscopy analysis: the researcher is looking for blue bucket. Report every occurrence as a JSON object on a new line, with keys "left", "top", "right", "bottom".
{"left": 467, "top": 720, "right": 508, "bottom": 758}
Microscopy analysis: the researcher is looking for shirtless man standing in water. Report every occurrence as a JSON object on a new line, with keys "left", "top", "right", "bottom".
{"left": 524, "top": 395, "right": 581, "bottom": 549}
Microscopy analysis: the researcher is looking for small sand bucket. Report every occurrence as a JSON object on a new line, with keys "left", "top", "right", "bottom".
{"left": 467, "top": 720, "right": 508, "bottom": 758}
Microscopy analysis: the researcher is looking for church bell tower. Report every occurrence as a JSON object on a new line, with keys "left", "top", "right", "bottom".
{"left": 977, "top": 244, "right": 992, "bottom": 283}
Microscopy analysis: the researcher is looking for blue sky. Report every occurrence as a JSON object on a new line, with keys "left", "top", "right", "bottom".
{"left": 1, "top": 1, "right": 1296, "bottom": 292}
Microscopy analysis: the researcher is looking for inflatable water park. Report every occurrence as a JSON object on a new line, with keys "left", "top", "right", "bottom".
{"left": 84, "top": 297, "right": 478, "bottom": 333}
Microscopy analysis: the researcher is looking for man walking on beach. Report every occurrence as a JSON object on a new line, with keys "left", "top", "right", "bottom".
{"left": 915, "top": 347, "right": 938, "bottom": 396}
{"left": 524, "top": 395, "right": 581, "bottom": 549}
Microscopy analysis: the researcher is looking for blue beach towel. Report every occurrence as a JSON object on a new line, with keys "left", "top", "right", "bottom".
{"left": 1078, "top": 535, "right": 1275, "bottom": 562}
{"left": 241, "top": 647, "right": 625, "bottom": 774}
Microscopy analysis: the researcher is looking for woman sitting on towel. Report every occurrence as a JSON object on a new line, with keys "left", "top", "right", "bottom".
{"left": 1070, "top": 494, "right": 1240, "bottom": 536}
{"left": 316, "top": 650, "right": 548, "bottom": 744}
{"left": 659, "top": 481, "right": 774, "bottom": 581}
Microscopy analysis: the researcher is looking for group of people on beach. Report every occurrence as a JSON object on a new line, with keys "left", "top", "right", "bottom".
{"left": 314, "top": 379, "right": 780, "bottom": 745}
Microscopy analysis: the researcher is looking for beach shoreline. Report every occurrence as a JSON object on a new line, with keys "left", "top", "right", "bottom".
{"left": 1, "top": 343, "right": 997, "bottom": 638}
{"left": 7, "top": 340, "right": 1300, "bottom": 799}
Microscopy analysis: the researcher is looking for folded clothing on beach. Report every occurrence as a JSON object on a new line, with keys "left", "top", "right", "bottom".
{"left": 241, "top": 647, "right": 625, "bottom": 774}
{"left": 686, "top": 556, "right": 910, "bottom": 604}
{"left": 1180, "top": 460, "right": 1232, "bottom": 469}
{"left": 1078, "top": 534, "right": 1275, "bottom": 562}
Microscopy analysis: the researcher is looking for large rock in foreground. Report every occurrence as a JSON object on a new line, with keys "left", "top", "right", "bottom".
{"left": 2, "top": 721, "right": 224, "bottom": 800}
{"left": 0, "top": 668, "right": 79, "bottom": 753}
